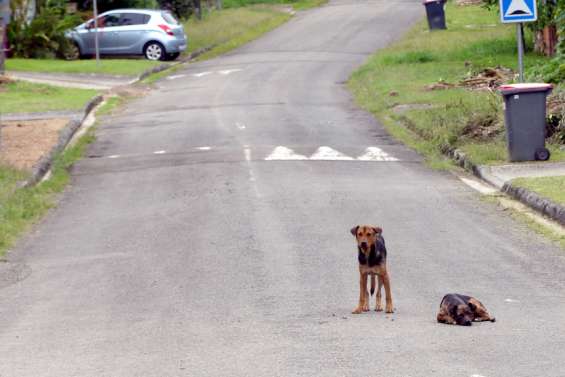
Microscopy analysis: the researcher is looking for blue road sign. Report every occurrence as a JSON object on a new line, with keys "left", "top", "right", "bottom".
{"left": 500, "top": 0, "right": 537, "bottom": 23}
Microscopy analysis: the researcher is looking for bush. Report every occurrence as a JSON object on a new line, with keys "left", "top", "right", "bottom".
{"left": 8, "top": 7, "right": 82, "bottom": 59}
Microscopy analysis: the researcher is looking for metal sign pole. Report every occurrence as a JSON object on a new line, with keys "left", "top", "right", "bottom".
{"left": 93, "top": 0, "right": 100, "bottom": 65}
{"left": 0, "top": 20, "right": 5, "bottom": 75}
{"left": 517, "top": 22, "right": 524, "bottom": 82}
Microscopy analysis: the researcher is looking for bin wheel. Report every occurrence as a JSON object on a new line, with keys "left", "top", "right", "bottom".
{"left": 534, "top": 148, "right": 550, "bottom": 161}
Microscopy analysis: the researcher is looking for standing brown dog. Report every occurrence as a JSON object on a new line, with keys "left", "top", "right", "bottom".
{"left": 350, "top": 225, "right": 393, "bottom": 314}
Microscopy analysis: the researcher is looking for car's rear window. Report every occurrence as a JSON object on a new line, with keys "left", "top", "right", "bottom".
{"left": 161, "top": 12, "right": 179, "bottom": 25}
{"left": 120, "top": 13, "right": 149, "bottom": 26}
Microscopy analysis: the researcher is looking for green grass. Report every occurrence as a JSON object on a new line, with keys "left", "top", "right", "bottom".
{"left": 0, "top": 130, "right": 96, "bottom": 258}
{"left": 144, "top": 4, "right": 293, "bottom": 84}
{"left": 6, "top": 58, "right": 161, "bottom": 76}
{"left": 222, "top": 0, "right": 326, "bottom": 9}
{"left": 511, "top": 176, "right": 565, "bottom": 206}
{"left": 0, "top": 81, "right": 98, "bottom": 113}
{"left": 184, "top": 4, "right": 292, "bottom": 56}
{"left": 348, "top": 1, "right": 562, "bottom": 167}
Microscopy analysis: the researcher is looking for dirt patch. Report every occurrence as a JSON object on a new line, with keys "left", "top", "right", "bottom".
{"left": 461, "top": 112, "right": 502, "bottom": 141}
{"left": 0, "top": 75, "right": 13, "bottom": 85}
{"left": 456, "top": 0, "right": 483, "bottom": 5}
{"left": 392, "top": 103, "right": 435, "bottom": 114}
{"left": 424, "top": 80, "right": 456, "bottom": 91}
{"left": 460, "top": 67, "right": 514, "bottom": 90}
{"left": 0, "top": 118, "right": 69, "bottom": 171}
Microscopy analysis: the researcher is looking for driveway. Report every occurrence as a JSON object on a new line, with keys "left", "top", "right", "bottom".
{"left": 1, "top": 1, "right": 564, "bottom": 376}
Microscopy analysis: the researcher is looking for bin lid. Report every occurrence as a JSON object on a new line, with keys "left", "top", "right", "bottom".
{"left": 499, "top": 83, "right": 553, "bottom": 95}
{"left": 422, "top": 0, "right": 445, "bottom": 3}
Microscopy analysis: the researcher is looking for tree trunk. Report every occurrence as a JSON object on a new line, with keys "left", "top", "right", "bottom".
{"left": 194, "top": 0, "right": 202, "bottom": 19}
{"left": 0, "top": 23, "right": 5, "bottom": 75}
{"left": 534, "top": 26, "right": 558, "bottom": 57}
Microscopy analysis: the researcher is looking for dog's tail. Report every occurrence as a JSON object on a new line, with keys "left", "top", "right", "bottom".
{"left": 370, "top": 275, "right": 375, "bottom": 296}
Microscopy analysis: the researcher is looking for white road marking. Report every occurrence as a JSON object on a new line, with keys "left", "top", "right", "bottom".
{"left": 505, "top": 298, "right": 519, "bottom": 303}
{"left": 459, "top": 177, "right": 498, "bottom": 195}
{"left": 108, "top": 155, "right": 120, "bottom": 159}
{"left": 244, "top": 148, "right": 251, "bottom": 162}
{"left": 357, "top": 146, "right": 399, "bottom": 161}
{"left": 470, "top": 374, "right": 488, "bottom": 377}
{"left": 218, "top": 69, "right": 243, "bottom": 75}
{"left": 193, "top": 71, "right": 212, "bottom": 78}
{"left": 236, "top": 122, "right": 246, "bottom": 130}
{"left": 265, "top": 146, "right": 308, "bottom": 160}
{"left": 310, "top": 146, "right": 353, "bottom": 161}
{"left": 153, "top": 150, "right": 166, "bottom": 155}
{"left": 166, "top": 74, "right": 186, "bottom": 80}
{"left": 196, "top": 146, "right": 212, "bottom": 151}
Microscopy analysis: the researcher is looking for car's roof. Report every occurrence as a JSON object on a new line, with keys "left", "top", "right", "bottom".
{"left": 101, "top": 9, "right": 169, "bottom": 15}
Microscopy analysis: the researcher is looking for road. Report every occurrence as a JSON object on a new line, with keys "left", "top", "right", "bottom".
{"left": 2, "top": 1, "right": 565, "bottom": 376}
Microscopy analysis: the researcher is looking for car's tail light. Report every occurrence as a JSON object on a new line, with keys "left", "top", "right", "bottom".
{"left": 158, "top": 24, "right": 174, "bottom": 36}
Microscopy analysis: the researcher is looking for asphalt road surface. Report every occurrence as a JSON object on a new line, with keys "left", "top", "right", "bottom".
{"left": 2, "top": 1, "right": 565, "bottom": 376}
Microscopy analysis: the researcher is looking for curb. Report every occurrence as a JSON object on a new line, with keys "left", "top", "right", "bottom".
{"left": 444, "top": 147, "right": 565, "bottom": 226}
{"left": 16, "top": 46, "right": 217, "bottom": 189}
{"left": 137, "top": 46, "right": 216, "bottom": 82}
{"left": 21, "top": 95, "right": 104, "bottom": 188}
{"left": 501, "top": 182, "right": 565, "bottom": 226}
{"left": 18, "top": 45, "right": 217, "bottom": 188}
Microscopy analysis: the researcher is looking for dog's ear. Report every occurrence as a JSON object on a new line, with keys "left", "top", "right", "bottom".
{"left": 372, "top": 227, "right": 382, "bottom": 235}
{"left": 350, "top": 226, "right": 359, "bottom": 236}
{"left": 468, "top": 301, "right": 477, "bottom": 312}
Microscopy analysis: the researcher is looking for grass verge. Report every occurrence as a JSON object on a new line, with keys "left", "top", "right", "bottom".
{"left": 144, "top": 4, "right": 293, "bottom": 83}
{"left": 511, "top": 176, "right": 565, "bottom": 206}
{"left": 481, "top": 196, "right": 565, "bottom": 249}
{"left": 348, "top": 1, "right": 563, "bottom": 168}
{"left": 6, "top": 58, "right": 161, "bottom": 76}
{"left": 184, "top": 4, "right": 291, "bottom": 58}
{"left": 0, "top": 81, "right": 98, "bottom": 113}
{"left": 0, "top": 129, "right": 95, "bottom": 258}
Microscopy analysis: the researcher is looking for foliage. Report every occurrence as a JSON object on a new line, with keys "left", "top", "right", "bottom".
{"left": 526, "top": 2, "right": 565, "bottom": 83}
{"left": 481, "top": 0, "right": 562, "bottom": 31}
{"left": 7, "top": 4, "right": 82, "bottom": 58}
{"left": 156, "top": 0, "right": 198, "bottom": 19}
{"left": 77, "top": 0, "right": 158, "bottom": 12}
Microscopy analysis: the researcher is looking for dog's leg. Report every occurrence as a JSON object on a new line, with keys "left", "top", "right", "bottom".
{"left": 352, "top": 272, "right": 365, "bottom": 314}
{"left": 362, "top": 273, "right": 370, "bottom": 312}
{"left": 382, "top": 271, "right": 394, "bottom": 313}
{"left": 375, "top": 275, "right": 384, "bottom": 312}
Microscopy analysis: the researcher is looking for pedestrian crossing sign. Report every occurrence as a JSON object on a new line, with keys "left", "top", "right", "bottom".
{"left": 500, "top": 0, "right": 537, "bottom": 23}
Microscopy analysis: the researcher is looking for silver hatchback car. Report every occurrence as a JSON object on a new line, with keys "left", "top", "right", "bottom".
{"left": 66, "top": 9, "right": 187, "bottom": 61}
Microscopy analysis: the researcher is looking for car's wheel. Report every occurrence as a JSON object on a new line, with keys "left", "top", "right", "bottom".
{"left": 166, "top": 52, "right": 180, "bottom": 61}
{"left": 534, "top": 147, "right": 550, "bottom": 161}
{"left": 63, "top": 43, "right": 81, "bottom": 61}
{"left": 144, "top": 42, "right": 166, "bottom": 61}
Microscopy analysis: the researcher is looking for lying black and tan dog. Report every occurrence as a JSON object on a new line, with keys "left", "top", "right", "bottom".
{"left": 437, "top": 293, "right": 496, "bottom": 326}
{"left": 350, "top": 225, "right": 393, "bottom": 314}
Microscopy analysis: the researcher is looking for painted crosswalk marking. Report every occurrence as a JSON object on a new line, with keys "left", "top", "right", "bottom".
{"left": 97, "top": 146, "right": 400, "bottom": 162}
{"left": 357, "top": 147, "right": 399, "bottom": 161}
{"left": 310, "top": 146, "right": 353, "bottom": 161}
{"left": 264, "top": 146, "right": 400, "bottom": 161}
{"left": 192, "top": 71, "right": 213, "bottom": 78}
{"left": 219, "top": 69, "right": 243, "bottom": 75}
{"left": 190, "top": 69, "right": 244, "bottom": 78}
{"left": 265, "top": 146, "right": 308, "bottom": 160}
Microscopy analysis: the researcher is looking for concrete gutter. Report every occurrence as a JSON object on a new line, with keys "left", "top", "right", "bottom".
{"left": 446, "top": 147, "right": 565, "bottom": 226}
{"left": 11, "top": 45, "right": 217, "bottom": 188}
{"left": 7, "top": 46, "right": 216, "bottom": 90}
{"left": 21, "top": 95, "right": 104, "bottom": 188}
